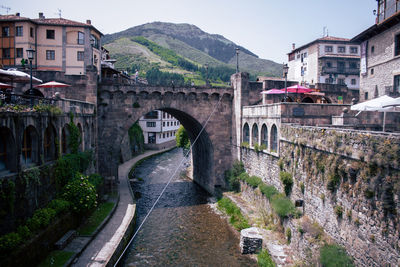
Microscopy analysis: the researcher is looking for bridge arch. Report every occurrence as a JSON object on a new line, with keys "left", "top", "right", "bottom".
{"left": 97, "top": 85, "right": 234, "bottom": 194}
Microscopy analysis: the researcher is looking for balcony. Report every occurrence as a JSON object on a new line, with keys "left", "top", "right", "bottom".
{"left": 321, "top": 66, "right": 360, "bottom": 75}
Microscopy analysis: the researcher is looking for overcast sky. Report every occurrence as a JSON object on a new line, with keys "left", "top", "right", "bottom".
{"left": 3, "top": 0, "right": 377, "bottom": 63}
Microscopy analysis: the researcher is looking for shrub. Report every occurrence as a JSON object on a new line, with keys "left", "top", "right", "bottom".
{"left": 17, "top": 225, "right": 31, "bottom": 240}
{"left": 271, "top": 194, "right": 295, "bottom": 218}
{"left": 217, "top": 197, "right": 250, "bottom": 231}
{"left": 286, "top": 227, "right": 292, "bottom": 244}
{"left": 246, "top": 175, "right": 263, "bottom": 188}
{"left": 259, "top": 184, "right": 278, "bottom": 200}
{"left": 260, "top": 143, "right": 267, "bottom": 151}
{"left": 319, "top": 244, "right": 354, "bottom": 267}
{"left": 63, "top": 175, "right": 97, "bottom": 214}
{"left": 30, "top": 208, "right": 57, "bottom": 230}
{"left": 88, "top": 173, "right": 104, "bottom": 191}
{"left": 327, "top": 171, "right": 340, "bottom": 192}
{"left": 241, "top": 141, "right": 250, "bottom": 148}
{"left": 48, "top": 199, "right": 70, "bottom": 215}
{"left": 224, "top": 161, "right": 245, "bottom": 192}
{"left": 0, "top": 232, "right": 21, "bottom": 254}
{"left": 239, "top": 172, "right": 250, "bottom": 182}
{"left": 335, "top": 206, "right": 343, "bottom": 218}
{"left": 300, "top": 182, "right": 305, "bottom": 194}
{"left": 279, "top": 171, "right": 293, "bottom": 196}
{"left": 257, "top": 249, "right": 275, "bottom": 267}
{"left": 175, "top": 125, "right": 190, "bottom": 149}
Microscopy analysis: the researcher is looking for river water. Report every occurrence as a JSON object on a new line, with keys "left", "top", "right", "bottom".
{"left": 122, "top": 148, "right": 257, "bottom": 266}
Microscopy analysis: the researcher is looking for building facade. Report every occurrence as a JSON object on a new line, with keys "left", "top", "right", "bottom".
{"left": 287, "top": 37, "right": 361, "bottom": 90}
{"left": 352, "top": 0, "right": 400, "bottom": 101}
{"left": 138, "top": 110, "right": 180, "bottom": 149}
{"left": 0, "top": 12, "right": 102, "bottom": 75}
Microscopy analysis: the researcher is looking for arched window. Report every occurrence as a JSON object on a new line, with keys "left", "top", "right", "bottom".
{"left": 301, "top": 97, "right": 314, "bottom": 103}
{"left": 21, "top": 126, "right": 38, "bottom": 165}
{"left": 77, "top": 123, "right": 83, "bottom": 152}
{"left": 252, "top": 123, "right": 258, "bottom": 147}
{"left": 270, "top": 124, "right": 278, "bottom": 152}
{"left": 261, "top": 124, "right": 268, "bottom": 149}
{"left": 44, "top": 124, "right": 57, "bottom": 161}
{"left": 84, "top": 123, "right": 90, "bottom": 151}
{"left": 61, "top": 125, "right": 69, "bottom": 154}
{"left": 0, "top": 127, "right": 16, "bottom": 172}
{"left": 243, "top": 123, "right": 249, "bottom": 143}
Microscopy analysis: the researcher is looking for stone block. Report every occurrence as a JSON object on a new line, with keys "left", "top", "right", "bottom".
{"left": 240, "top": 227, "right": 263, "bottom": 254}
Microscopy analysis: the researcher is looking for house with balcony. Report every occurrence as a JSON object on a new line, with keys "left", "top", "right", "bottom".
{"left": 0, "top": 12, "right": 102, "bottom": 75}
{"left": 351, "top": 0, "right": 400, "bottom": 101}
{"left": 138, "top": 110, "right": 180, "bottom": 150}
{"left": 287, "top": 37, "right": 361, "bottom": 90}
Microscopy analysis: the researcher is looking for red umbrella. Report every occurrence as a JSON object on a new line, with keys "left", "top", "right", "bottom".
{"left": 285, "top": 84, "right": 313, "bottom": 93}
{"left": 36, "top": 81, "right": 70, "bottom": 88}
{"left": 0, "top": 82, "right": 13, "bottom": 89}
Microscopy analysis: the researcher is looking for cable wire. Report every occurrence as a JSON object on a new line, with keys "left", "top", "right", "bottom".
{"left": 114, "top": 95, "right": 223, "bottom": 266}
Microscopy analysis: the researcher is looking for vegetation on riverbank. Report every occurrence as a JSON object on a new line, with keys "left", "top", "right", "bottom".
{"left": 217, "top": 197, "right": 250, "bottom": 231}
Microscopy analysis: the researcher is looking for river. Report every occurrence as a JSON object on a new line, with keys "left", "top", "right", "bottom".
{"left": 122, "top": 148, "right": 257, "bottom": 266}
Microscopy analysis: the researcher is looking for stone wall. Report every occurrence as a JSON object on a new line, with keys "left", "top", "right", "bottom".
{"left": 241, "top": 125, "right": 400, "bottom": 266}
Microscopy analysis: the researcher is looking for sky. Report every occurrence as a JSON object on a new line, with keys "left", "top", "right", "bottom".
{"left": 3, "top": 0, "right": 377, "bottom": 63}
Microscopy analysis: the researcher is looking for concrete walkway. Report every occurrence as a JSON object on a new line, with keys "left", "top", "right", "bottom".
{"left": 71, "top": 148, "right": 172, "bottom": 266}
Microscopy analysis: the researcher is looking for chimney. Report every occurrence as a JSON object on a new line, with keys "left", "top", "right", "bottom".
{"left": 16, "top": 13, "right": 20, "bottom": 17}
{"left": 86, "top": 20, "right": 91, "bottom": 25}
{"left": 292, "top": 43, "right": 296, "bottom": 50}
{"left": 39, "top": 12, "right": 45, "bottom": 19}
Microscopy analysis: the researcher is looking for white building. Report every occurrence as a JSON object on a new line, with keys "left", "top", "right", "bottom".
{"left": 138, "top": 110, "right": 180, "bottom": 149}
{"left": 287, "top": 37, "right": 361, "bottom": 90}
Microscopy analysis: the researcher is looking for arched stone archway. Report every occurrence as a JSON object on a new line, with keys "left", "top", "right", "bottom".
{"left": 97, "top": 85, "right": 234, "bottom": 194}
{"left": 251, "top": 123, "right": 258, "bottom": 146}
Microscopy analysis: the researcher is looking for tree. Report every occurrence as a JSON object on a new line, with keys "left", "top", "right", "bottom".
{"left": 175, "top": 125, "right": 190, "bottom": 149}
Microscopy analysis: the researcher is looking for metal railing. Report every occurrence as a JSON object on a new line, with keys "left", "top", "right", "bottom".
{"left": 321, "top": 66, "right": 360, "bottom": 75}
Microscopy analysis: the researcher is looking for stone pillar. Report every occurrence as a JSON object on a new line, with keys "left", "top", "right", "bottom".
{"left": 231, "top": 72, "right": 250, "bottom": 161}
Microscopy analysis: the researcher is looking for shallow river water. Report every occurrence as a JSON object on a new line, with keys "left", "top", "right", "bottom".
{"left": 122, "top": 148, "right": 256, "bottom": 267}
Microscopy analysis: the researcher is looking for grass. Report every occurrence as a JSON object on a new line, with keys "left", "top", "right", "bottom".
{"left": 78, "top": 202, "right": 115, "bottom": 236}
{"left": 319, "top": 244, "right": 354, "bottom": 267}
{"left": 37, "top": 250, "right": 74, "bottom": 267}
{"left": 217, "top": 197, "right": 250, "bottom": 231}
{"left": 257, "top": 249, "right": 275, "bottom": 267}
{"left": 270, "top": 194, "right": 296, "bottom": 218}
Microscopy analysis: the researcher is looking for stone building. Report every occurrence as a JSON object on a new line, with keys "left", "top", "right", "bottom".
{"left": 287, "top": 37, "right": 361, "bottom": 91}
{"left": 138, "top": 110, "right": 180, "bottom": 150}
{"left": 0, "top": 12, "right": 102, "bottom": 75}
{"left": 352, "top": 0, "right": 400, "bottom": 101}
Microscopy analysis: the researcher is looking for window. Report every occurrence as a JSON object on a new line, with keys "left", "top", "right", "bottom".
{"left": 349, "top": 62, "right": 357, "bottom": 69}
{"left": 146, "top": 122, "right": 156, "bottom": 127}
{"left": 78, "top": 32, "right": 84, "bottom": 45}
{"left": 297, "top": 54, "right": 300, "bottom": 59}
{"left": 167, "top": 122, "right": 169, "bottom": 126}
{"left": 325, "top": 77, "right": 333, "bottom": 84}
{"left": 90, "top": 34, "right": 99, "bottom": 49}
{"left": 351, "top": 79, "right": 356, "bottom": 85}
{"left": 371, "top": 45, "right": 375, "bottom": 54}
{"left": 365, "top": 92, "right": 369, "bottom": 100}
{"left": 270, "top": 125, "right": 278, "bottom": 152}
{"left": 16, "top": 26, "right": 23, "bottom": 36}
{"left": 16, "top": 48, "right": 23, "bottom": 58}
{"left": 77, "top": 51, "right": 84, "bottom": 61}
{"left": 44, "top": 126, "right": 56, "bottom": 161}
{"left": 325, "top": 46, "right": 333, "bottom": 52}
{"left": 163, "top": 122, "right": 165, "bottom": 127}
{"left": 303, "top": 52, "right": 307, "bottom": 58}
{"left": 371, "top": 68, "right": 374, "bottom": 75}
{"left": 394, "top": 75, "right": 400, "bottom": 92}
{"left": 261, "top": 124, "right": 268, "bottom": 149}
{"left": 326, "top": 62, "right": 332, "bottom": 68}
{"left": 338, "top": 61, "right": 345, "bottom": 71}
{"left": 46, "top": 50, "right": 55, "bottom": 60}
{"left": 30, "top": 27, "right": 33, "bottom": 37}
{"left": 252, "top": 124, "right": 258, "bottom": 147}
{"left": 338, "top": 78, "right": 345, "bottom": 85}
{"left": 148, "top": 133, "right": 156, "bottom": 144}
{"left": 46, "top": 29, "right": 55, "bottom": 39}
{"left": 21, "top": 126, "right": 38, "bottom": 165}
{"left": 144, "top": 111, "right": 158, "bottom": 119}
{"left": 395, "top": 34, "right": 400, "bottom": 56}
{"left": 163, "top": 133, "right": 165, "bottom": 138}
{"left": 338, "top": 46, "right": 346, "bottom": 53}
{"left": 350, "top": 46, "right": 358, "bottom": 54}
{"left": 243, "top": 123, "right": 249, "bottom": 143}
{"left": 2, "top": 26, "right": 9, "bottom": 37}
{"left": 2, "top": 48, "right": 10, "bottom": 59}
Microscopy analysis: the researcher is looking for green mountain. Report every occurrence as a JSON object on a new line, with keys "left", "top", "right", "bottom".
{"left": 103, "top": 22, "right": 282, "bottom": 80}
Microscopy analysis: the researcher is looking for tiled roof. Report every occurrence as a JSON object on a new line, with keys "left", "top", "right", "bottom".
{"left": 318, "top": 36, "right": 350, "bottom": 42}
{"left": 0, "top": 14, "right": 30, "bottom": 21}
{"left": 32, "top": 18, "right": 89, "bottom": 27}
{"left": 288, "top": 36, "right": 356, "bottom": 54}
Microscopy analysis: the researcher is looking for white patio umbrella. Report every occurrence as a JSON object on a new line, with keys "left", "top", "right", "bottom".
{"left": 351, "top": 95, "right": 399, "bottom": 131}
{"left": 0, "top": 69, "right": 42, "bottom": 83}
{"left": 382, "top": 97, "right": 400, "bottom": 109}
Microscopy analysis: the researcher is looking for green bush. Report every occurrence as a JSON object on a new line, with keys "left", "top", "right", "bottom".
{"left": 271, "top": 194, "right": 295, "bottom": 218}
{"left": 257, "top": 249, "right": 275, "bottom": 267}
{"left": 279, "top": 171, "right": 293, "bottom": 196}
{"left": 175, "top": 125, "right": 190, "bottom": 149}
{"left": 335, "top": 206, "right": 343, "bottom": 218}
{"left": 246, "top": 175, "right": 263, "bottom": 188}
{"left": 259, "top": 184, "right": 279, "bottom": 200}
{"left": 0, "top": 232, "right": 21, "bottom": 254}
{"left": 241, "top": 141, "right": 250, "bottom": 148}
{"left": 28, "top": 208, "right": 57, "bottom": 231}
{"left": 88, "top": 173, "right": 104, "bottom": 191}
{"left": 300, "top": 182, "right": 305, "bottom": 194}
{"left": 48, "top": 199, "right": 70, "bottom": 215}
{"left": 319, "top": 244, "right": 354, "bottom": 267}
{"left": 224, "top": 161, "right": 245, "bottom": 192}
{"left": 63, "top": 175, "right": 97, "bottom": 214}
{"left": 286, "top": 228, "right": 292, "bottom": 244}
{"left": 17, "top": 225, "right": 31, "bottom": 239}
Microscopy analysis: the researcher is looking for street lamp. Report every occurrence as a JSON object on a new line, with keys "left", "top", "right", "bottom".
{"left": 26, "top": 47, "right": 35, "bottom": 105}
{"left": 283, "top": 63, "right": 289, "bottom": 101}
{"left": 236, "top": 48, "right": 240, "bottom": 73}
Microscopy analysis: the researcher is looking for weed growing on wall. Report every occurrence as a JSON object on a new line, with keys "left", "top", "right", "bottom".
{"left": 279, "top": 171, "right": 293, "bottom": 196}
{"left": 319, "top": 244, "right": 354, "bottom": 267}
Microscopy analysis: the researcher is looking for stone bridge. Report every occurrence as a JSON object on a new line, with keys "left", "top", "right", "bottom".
{"left": 97, "top": 83, "right": 235, "bottom": 194}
